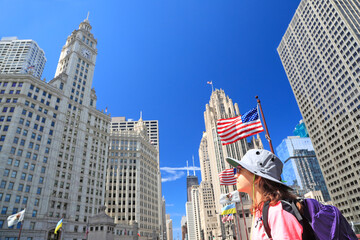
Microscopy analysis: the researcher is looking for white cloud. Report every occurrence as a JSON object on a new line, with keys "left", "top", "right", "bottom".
{"left": 161, "top": 170, "right": 185, "bottom": 182}
{"left": 160, "top": 166, "right": 201, "bottom": 171}
{"left": 160, "top": 166, "right": 201, "bottom": 182}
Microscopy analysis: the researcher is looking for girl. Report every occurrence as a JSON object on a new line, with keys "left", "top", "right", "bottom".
{"left": 226, "top": 149, "right": 311, "bottom": 240}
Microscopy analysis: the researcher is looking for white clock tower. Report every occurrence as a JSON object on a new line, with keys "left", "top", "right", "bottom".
{"left": 54, "top": 13, "right": 97, "bottom": 106}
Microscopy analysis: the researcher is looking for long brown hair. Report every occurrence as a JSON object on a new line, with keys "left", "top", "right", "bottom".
{"left": 252, "top": 176, "right": 302, "bottom": 213}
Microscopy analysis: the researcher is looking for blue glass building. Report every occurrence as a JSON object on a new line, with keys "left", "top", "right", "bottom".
{"left": 293, "top": 120, "right": 309, "bottom": 138}
{"left": 276, "top": 136, "right": 330, "bottom": 202}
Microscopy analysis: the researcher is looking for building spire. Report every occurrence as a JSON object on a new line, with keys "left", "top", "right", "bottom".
{"left": 86, "top": 11, "right": 90, "bottom": 21}
{"left": 187, "top": 161, "right": 189, "bottom": 176}
{"left": 140, "top": 111, "right": 143, "bottom": 121}
{"left": 192, "top": 155, "right": 195, "bottom": 176}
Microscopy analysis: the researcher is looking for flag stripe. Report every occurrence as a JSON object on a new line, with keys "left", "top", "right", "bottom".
{"left": 218, "top": 120, "right": 263, "bottom": 137}
{"left": 219, "top": 168, "right": 237, "bottom": 185}
{"left": 220, "top": 122, "right": 264, "bottom": 141}
{"left": 220, "top": 130, "right": 265, "bottom": 145}
{"left": 216, "top": 107, "right": 264, "bottom": 145}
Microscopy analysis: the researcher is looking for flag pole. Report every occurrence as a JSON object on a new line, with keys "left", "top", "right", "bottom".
{"left": 255, "top": 96, "right": 274, "bottom": 153}
{"left": 234, "top": 203, "right": 243, "bottom": 240}
{"left": 18, "top": 221, "right": 23, "bottom": 240}
{"left": 59, "top": 228, "right": 62, "bottom": 240}
{"left": 239, "top": 197, "right": 249, "bottom": 240}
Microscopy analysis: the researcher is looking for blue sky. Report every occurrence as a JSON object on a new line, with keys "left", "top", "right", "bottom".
{"left": 0, "top": 0, "right": 302, "bottom": 238}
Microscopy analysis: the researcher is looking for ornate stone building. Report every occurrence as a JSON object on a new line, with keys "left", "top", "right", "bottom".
{"left": 0, "top": 16, "right": 110, "bottom": 239}
{"left": 106, "top": 117, "right": 160, "bottom": 239}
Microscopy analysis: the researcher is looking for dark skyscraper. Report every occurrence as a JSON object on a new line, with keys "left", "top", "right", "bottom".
{"left": 186, "top": 159, "right": 199, "bottom": 202}
{"left": 186, "top": 175, "right": 199, "bottom": 202}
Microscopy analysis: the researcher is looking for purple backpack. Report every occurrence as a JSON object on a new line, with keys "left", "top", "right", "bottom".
{"left": 262, "top": 198, "right": 358, "bottom": 240}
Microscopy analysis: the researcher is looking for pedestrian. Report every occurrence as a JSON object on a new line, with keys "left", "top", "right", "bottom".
{"left": 226, "top": 149, "right": 311, "bottom": 240}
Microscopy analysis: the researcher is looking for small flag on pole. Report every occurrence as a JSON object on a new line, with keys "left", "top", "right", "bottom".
{"left": 137, "top": 233, "right": 141, "bottom": 237}
{"left": 84, "top": 222, "right": 89, "bottom": 238}
{"left": 217, "top": 107, "right": 264, "bottom": 145}
{"left": 221, "top": 203, "right": 237, "bottom": 215}
{"left": 219, "top": 168, "right": 237, "bottom": 185}
{"left": 54, "top": 219, "right": 63, "bottom": 234}
{"left": 207, "top": 81, "right": 212, "bottom": 85}
{"left": 219, "top": 190, "right": 241, "bottom": 204}
{"left": 7, "top": 209, "right": 25, "bottom": 227}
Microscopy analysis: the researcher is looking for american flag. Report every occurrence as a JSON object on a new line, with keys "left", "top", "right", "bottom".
{"left": 219, "top": 168, "right": 237, "bottom": 185}
{"left": 217, "top": 107, "right": 264, "bottom": 145}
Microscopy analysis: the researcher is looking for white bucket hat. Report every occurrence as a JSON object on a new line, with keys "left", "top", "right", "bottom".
{"left": 226, "top": 149, "right": 287, "bottom": 186}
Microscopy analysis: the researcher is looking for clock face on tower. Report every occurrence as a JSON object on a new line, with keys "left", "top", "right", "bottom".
{"left": 81, "top": 48, "right": 91, "bottom": 59}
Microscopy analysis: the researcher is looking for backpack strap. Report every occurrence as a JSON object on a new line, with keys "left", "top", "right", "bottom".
{"left": 290, "top": 200, "right": 303, "bottom": 222}
{"left": 262, "top": 200, "right": 302, "bottom": 240}
{"left": 262, "top": 201, "right": 272, "bottom": 239}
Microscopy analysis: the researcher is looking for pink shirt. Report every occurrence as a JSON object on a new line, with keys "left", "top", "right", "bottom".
{"left": 251, "top": 201, "right": 303, "bottom": 240}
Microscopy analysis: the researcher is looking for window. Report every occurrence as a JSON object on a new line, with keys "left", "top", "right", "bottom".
{"left": 4, "top": 194, "right": 11, "bottom": 202}
{"left": 7, "top": 182, "right": 13, "bottom": 190}
{"left": 32, "top": 210, "right": 37, "bottom": 217}
{"left": 3, "top": 169, "right": 9, "bottom": 176}
{"left": 1, "top": 207, "right": 7, "bottom": 214}
{"left": 18, "top": 184, "right": 23, "bottom": 191}
{"left": 25, "top": 185, "right": 30, "bottom": 192}
{"left": 0, "top": 180, "right": 6, "bottom": 188}
{"left": 37, "top": 187, "right": 41, "bottom": 194}
{"left": 23, "top": 197, "right": 28, "bottom": 204}
{"left": 15, "top": 196, "right": 21, "bottom": 203}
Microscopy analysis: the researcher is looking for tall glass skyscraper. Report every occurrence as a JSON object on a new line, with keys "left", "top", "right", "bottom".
{"left": 276, "top": 136, "right": 331, "bottom": 202}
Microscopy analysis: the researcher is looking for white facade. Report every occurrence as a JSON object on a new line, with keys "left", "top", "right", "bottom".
{"left": 0, "top": 37, "right": 46, "bottom": 78}
{"left": 166, "top": 214, "right": 173, "bottom": 240}
{"left": 191, "top": 185, "right": 201, "bottom": 240}
{"left": 198, "top": 132, "right": 218, "bottom": 240}
{"left": 111, "top": 117, "right": 159, "bottom": 150}
{"left": 278, "top": 0, "right": 360, "bottom": 222}
{"left": 202, "top": 89, "right": 262, "bottom": 237}
{"left": 185, "top": 202, "right": 195, "bottom": 240}
{"left": 106, "top": 118, "right": 160, "bottom": 239}
{"left": 0, "top": 17, "right": 110, "bottom": 239}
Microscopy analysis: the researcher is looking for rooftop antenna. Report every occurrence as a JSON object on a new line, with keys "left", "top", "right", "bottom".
{"left": 140, "top": 111, "right": 143, "bottom": 120}
{"left": 186, "top": 161, "right": 189, "bottom": 176}
{"left": 192, "top": 155, "right": 195, "bottom": 176}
